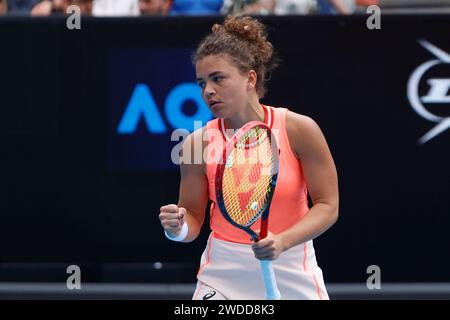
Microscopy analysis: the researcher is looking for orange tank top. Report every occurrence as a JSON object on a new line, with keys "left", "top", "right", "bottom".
{"left": 205, "top": 105, "right": 309, "bottom": 244}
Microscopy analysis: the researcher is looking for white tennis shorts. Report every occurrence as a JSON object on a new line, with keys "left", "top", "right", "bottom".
{"left": 193, "top": 232, "right": 329, "bottom": 300}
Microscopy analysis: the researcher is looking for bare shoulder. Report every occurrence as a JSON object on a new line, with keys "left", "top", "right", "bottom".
{"left": 179, "top": 126, "right": 208, "bottom": 171}
{"left": 285, "top": 110, "right": 328, "bottom": 159}
{"left": 183, "top": 126, "right": 205, "bottom": 145}
{"left": 286, "top": 110, "right": 322, "bottom": 137}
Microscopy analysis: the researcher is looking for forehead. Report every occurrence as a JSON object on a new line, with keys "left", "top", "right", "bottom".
{"left": 195, "top": 55, "right": 238, "bottom": 76}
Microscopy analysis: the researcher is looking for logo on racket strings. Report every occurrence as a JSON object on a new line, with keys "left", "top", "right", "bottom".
{"left": 172, "top": 125, "right": 280, "bottom": 170}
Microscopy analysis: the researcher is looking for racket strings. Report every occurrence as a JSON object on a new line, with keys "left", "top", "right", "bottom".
{"left": 222, "top": 127, "right": 275, "bottom": 226}
{"left": 236, "top": 126, "right": 266, "bottom": 149}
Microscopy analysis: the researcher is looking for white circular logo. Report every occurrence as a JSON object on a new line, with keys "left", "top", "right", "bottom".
{"left": 407, "top": 40, "right": 450, "bottom": 144}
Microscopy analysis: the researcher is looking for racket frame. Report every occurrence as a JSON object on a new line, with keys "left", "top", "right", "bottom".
{"left": 215, "top": 121, "right": 279, "bottom": 241}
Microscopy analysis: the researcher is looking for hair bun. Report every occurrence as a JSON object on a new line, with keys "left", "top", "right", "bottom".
{"left": 223, "top": 15, "right": 264, "bottom": 42}
{"left": 222, "top": 15, "right": 272, "bottom": 64}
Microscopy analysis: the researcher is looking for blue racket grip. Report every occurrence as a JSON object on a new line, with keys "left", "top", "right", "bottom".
{"left": 259, "top": 260, "right": 281, "bottom": 300}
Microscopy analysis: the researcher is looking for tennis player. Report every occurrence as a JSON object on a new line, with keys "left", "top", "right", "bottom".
{"left": 159, "top": 14, "right": 339, "bottom": 300}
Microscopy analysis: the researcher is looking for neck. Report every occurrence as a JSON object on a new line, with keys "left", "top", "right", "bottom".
{"left": 225, "top": 97, "right": 264, "bottom": 130}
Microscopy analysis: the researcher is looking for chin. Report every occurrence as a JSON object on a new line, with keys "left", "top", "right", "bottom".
{"left": 213, "top": 112, "right": 225, "bottom": 119}
{"left": 210, "top": 107, "right": 226, "bottom": 119}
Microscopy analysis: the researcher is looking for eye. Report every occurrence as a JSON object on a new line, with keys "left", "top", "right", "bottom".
{"left": 198, "top": 81, "right": 205, "bottom": 89}
{"left": 213, "top": 76, "right": 223, "bottom": 83}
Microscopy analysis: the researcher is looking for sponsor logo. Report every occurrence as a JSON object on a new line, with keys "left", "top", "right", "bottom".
{"left": 407, "top": 40, "right": 450, "bottom": 144}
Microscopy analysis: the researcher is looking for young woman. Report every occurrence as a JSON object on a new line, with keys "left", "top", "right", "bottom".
{"left": 159, "top": 14, "right": 339, "bottom": 300}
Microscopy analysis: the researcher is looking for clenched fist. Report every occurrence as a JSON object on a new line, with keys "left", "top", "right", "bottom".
{"left": 159, "top": 204, "right": 186, "bottom": 238}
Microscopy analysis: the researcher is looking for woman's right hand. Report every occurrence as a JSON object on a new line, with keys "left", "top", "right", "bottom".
{"left": 159, "top": 204, "right": 186, "bottom": 238}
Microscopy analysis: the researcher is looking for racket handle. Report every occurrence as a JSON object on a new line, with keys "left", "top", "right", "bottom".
{"left": 259, "top": 260, "right": 281, "bottom": 300}
{"left": 257, "top": 217, "right": 269, "bottom": 241}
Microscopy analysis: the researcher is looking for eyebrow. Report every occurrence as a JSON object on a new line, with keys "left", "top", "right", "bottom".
{"left": 196, "top": 71, "right": 224, "bottom": 82}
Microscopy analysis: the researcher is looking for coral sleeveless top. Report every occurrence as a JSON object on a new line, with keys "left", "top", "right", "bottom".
{"left": 205, "top": 105, "right": 309, "bottom": 244}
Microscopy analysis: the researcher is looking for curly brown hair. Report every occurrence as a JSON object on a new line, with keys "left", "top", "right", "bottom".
{"left": 192, "top": 15, "right": 279, "bottom": 99}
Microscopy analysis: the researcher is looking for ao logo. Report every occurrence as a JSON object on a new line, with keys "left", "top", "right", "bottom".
{"left": 117, "top": 83, "right": 212, "bottom": 134}
{"left": 407, "top": 40, "right": 450, "bottom": 145}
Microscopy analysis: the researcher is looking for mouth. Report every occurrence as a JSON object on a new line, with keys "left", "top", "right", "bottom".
{"left": 208, "top": 101, "right": 222, "bottom": 107}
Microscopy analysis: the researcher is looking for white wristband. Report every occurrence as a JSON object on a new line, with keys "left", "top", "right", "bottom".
{"left": 164, "top": 222, "right": 188, "bottom": 242}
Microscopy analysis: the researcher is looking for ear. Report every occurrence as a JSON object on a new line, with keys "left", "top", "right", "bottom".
{"left": 247, "top": 70, "right": 257, "bottom": 91}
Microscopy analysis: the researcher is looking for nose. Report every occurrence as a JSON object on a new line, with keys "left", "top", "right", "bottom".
{"left": 204, "top": 82, "right": 215, "bottom": 99}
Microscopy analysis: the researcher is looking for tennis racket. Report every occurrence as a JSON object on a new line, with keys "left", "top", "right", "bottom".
{"left": 215, "top": 120, "right": 281, "bottom": 300}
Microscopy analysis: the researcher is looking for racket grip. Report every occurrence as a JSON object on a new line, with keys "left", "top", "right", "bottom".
{"left": 259, "top": 260, "right": 281, "bottom": 300}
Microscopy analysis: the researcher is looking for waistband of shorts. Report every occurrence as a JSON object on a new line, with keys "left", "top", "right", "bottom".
{"left": 211, "top": 231, "right": 253, "bottom": 248}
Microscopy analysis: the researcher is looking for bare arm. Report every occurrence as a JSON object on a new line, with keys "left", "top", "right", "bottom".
{"left": 159, "top": 128, "right": 209, "bottom": 243}
{"left": 280, "top": 112, "right": 339, "bottom": 250}
{"left": 252, "top": 112, "right": 339, "bottom": 259}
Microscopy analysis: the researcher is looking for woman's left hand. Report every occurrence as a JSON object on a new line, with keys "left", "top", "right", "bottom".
{"left": 251, "top": 231, "right": 284, "bottom": 261}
